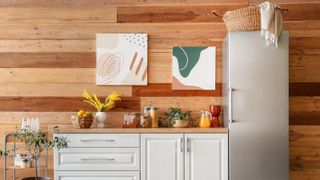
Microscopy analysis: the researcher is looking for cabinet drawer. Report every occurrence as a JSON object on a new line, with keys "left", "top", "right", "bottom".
{"left": 55, "top": 171, "right": 140, "bottom": 180}
{"left": 54, "top": 148, "right": 140, "bottom": 171}
{"left": 56, "top": 134, "right": 140, "bottom": 148}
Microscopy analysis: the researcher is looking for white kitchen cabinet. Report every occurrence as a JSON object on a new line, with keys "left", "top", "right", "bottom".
{"left": 55, "top": 171, "right": 140, "bottom": 180}
{"left": 55, "top": 134, "right": 140, "bottom": 148}
{"left": 55, "top": 132, "right": 228, "bottom": 180}
{"left": 54, "top": 134, "right": 140, "bottom": 180}
{"left": 185, "top": 134, "right": 228, "bottom": 180}
{"left": 55, "top": 148, "right": 140, "bottom": 171}
{"left": 141, "top": 134, "right": 228, "bottom": 180}
{"left": 141, "top": 134, "right": 184, "bottom": 180}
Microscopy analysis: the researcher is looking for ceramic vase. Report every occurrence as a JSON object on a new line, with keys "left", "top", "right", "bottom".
{"left": 95, "top": 112, "right": 107, "bottom": 128}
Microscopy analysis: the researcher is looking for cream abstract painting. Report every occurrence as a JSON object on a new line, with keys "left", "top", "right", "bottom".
{"left": 96, "top": 33, "right": 148, "bottom": 85}
{"left": 172, "top": 46, "right": 216, "bottom": 90}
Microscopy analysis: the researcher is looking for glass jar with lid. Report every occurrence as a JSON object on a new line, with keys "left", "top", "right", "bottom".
{"left": 149, "top": 107, "right": 160, "bottom": 128}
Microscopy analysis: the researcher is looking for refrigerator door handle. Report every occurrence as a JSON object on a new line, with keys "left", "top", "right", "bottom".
{"left": 228, "top": 87, "right": 233, "bottom": 124}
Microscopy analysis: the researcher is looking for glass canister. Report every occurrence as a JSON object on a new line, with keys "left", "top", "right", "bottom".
{"left": 132, "top": 112, "right": 141, "bottom": 128}
{"left": 149, "top": 107, "right": 159, "bottom": 128}
{"left": 141, "top": 114, "right": 151, "bottom": 128}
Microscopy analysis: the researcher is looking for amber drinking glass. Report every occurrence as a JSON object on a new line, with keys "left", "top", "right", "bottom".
{"left": 209, "top": 105, "right": 222, "bottom": 128}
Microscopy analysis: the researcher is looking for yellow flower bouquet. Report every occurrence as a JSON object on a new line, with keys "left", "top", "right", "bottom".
{"left": 82, "top": 90, "right": 121, "bottom": 112}
{"left": 81, "top": 90, "right": 121, "bottom": 128}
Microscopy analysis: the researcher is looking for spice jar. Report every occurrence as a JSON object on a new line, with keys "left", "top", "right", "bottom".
{"left": 141, "top": 114, "right": 151, "bottom": 128}
{"left": 132, "top": 112, "right": 141, "bottom": 128}
{"left": 149, "top": 107, "right": 159, "bottom": 128}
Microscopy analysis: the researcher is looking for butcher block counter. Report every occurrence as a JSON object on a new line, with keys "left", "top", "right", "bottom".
{"left": 55, "top": 127, "right": 229, "bottom": 134}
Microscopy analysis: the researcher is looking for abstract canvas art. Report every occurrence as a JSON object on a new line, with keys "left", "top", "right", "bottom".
{"left": 96, "top": 33, "right": 148, "bottom": 85}
{"left": 172, "top": 46, "right": 216, "bottom": 90}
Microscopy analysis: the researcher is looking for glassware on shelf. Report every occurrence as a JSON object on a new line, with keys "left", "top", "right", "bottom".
{"left": 141, "top": 114, "right": 151, "bottom": 128}
{"left": 122, "top": 112, "right": 141, "bottom": 128}
{"left": 199, "top": 111, "right": 212, "bottom": 128}
{"left": 149, "top": 107, "right": 159, "bottom": 128}
{"left": 209, "top": 105, "right": 222, "bottom": 128}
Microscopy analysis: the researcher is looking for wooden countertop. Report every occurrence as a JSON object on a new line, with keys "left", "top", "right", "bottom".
{"left": 55, "top": 128, "right": 228, "bottom": 134}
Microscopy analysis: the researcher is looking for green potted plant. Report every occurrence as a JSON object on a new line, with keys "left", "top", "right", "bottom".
{"left": 82, "top": 90, "right": 121, "bottom": 128}
{"left": 159, "top": 107, "right": 192, "bottom": 128}
{"left": 14, "top": 127, "right": 68, "bottom": 180}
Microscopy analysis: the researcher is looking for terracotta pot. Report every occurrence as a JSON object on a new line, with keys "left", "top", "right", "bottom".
{"left": 172, "top": 119, "right": 189, "bottom": 128}
{"left": 22, "top": 177, "right": 50, "bottom": 180}
{"left": 95, "top": 112, "right": 107, "bottom": 128}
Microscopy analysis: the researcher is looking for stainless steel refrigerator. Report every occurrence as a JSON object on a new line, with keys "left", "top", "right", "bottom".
{"left": 222, "top": 31, "right": 289, "bottom": 180}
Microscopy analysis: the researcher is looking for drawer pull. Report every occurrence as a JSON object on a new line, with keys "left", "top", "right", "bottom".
{"left": 80, "top": 139, "right": 115, "bottom": 142}
{"left": 81, "top": 158, "right": 115, "bottom": 161}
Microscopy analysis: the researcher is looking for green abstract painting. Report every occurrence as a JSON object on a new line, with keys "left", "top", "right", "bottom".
{"left": 172, "top": 46, "right": 216, "bottom": 90}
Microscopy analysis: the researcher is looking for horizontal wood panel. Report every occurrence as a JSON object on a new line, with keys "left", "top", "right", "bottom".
{"left": 0, "top": 0, "right": 248, "bottom": 6}
{"left": 290, "top": 67, "right": 320, "bottom": 82}
{"left": 250, "top": 0, "right": 320, "bottom": 4}
{"left": 290, "top": 126, "right": 320, "bottom": 173}
{"left": 290, "top": 172, "right": 320, "bottom": 180}
{"left": 118, "top": 3, "right": 320, "bottom": 23}
{"left": 290, "top": 112, "right": 320, "bottom": 126}
{"left": 280, "top": 3, "right": 320, "bottom": 21}
{"left": 0, "top": 83, "right": 132, "bottom": 97}
{"left": 284, "top": 21, "right": 320, "bottom": 38}
{"left": 0, "top": 6, "right": 117, "bottom": 23}
{"left": 290, "top": 37, "right": 320, "bottom": 51}
{"left": 133, "top": 83, "right": 222, "bottom": 96}
{"left": 0, "top": 22, "right": 226, "bottom": 40}
{"left": 0, "top": 97, "right": 140, "bottom": 112}
{"left": 0, "top": 53, "right": 96, "bottom": 68}
{"left": 118, "top": 5, "right": 244, "bottom": 23}
{"left": 290, "top": 97, "right": 320, "bottom": 112}
{"left": 290, "top": 54, "right": 320, "bottom": 67}
{"left": 0, "top": 68, "right": 96, "bottom": 83}
{"left": 0, "top": 40, "right": 94, "bottom": 53}
{"left": 290, "top": 83, "right": 320, "bottom": 96}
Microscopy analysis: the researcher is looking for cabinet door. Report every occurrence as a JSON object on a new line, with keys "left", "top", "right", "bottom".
{"left": 55, "top": 171, "right": 139, "bottom": 180}
{"left": 185, "top": 134, "right": 228, "bottom": 180}
{"left": 141, "top": 134, "right": 184, "bottom": 180}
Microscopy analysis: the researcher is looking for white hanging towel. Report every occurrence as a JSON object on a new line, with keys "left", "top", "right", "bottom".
{"left": 259, "top": 1, "right": 283, "bottom": 47}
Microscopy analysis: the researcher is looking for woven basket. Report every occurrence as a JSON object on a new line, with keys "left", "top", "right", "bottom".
{"left": 72, "top": 115, "right": 93, "bottom": 129}
{"left": 212, "top": 6, "right": 261, "bottom": 32}
{"left": 77, "top": 117, "right": 93, "bottom": 129}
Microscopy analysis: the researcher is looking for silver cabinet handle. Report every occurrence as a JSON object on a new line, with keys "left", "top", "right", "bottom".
{"left": 228, "top": 87, "right": 233, "bottom": 124}
{"left": 81, "top": 158, "right": 115, "bottom": 161}
{"left": 80, "top": 139, "right": 115, "bottom": 142}
{"left": 186, "top": 138, "right": 191, "bottom": 152}
{"left": 180, "top": 138, "right": 184, "bottom": 152}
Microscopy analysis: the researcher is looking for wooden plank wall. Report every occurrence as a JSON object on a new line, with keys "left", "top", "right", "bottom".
{"left": 0, "top": 0, "right": 318, "bottom": 179}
